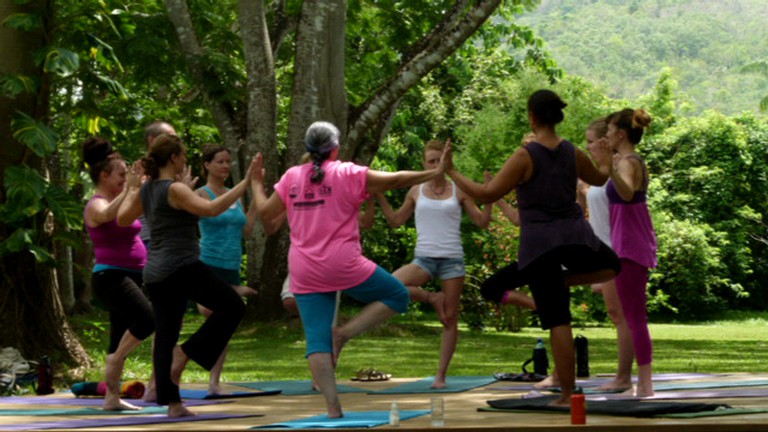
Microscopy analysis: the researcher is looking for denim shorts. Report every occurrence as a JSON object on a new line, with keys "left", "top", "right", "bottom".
{"left": 412, "top": 256, "right": 466, "bottom": 280}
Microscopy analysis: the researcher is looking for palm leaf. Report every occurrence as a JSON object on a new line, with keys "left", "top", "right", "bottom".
{"left": 11, "top": 111, "right": 58, "bottom": 157}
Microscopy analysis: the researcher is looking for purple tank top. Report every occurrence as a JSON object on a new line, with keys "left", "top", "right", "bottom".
{"left": 606, "top": 155, "right": 657, "bottom": 268}
{"left": 516, "top": 140, "right": 601, "bottom": 269}
{"left": 85, "top": 195, "right": 147, "bottom": 271}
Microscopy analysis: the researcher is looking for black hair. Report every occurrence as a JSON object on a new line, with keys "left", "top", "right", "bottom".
{"left": 527, "top": 89, "right": 568, "bottom": 126}
{"left": 82, "top": 137, "right": 122, "bottom": 183}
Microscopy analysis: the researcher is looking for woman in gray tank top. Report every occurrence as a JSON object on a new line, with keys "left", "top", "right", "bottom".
{"left": 118, "top": 134, "right": 258, "bottom": 417}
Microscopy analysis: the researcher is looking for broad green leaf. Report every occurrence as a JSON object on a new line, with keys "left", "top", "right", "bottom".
{"left": 28, "top": 244, "right": 55, "bottom": 263}
{"left": 0, "top": 228, "right": 34, "bottom": 255}
{"left": 11, "top": 111, "right": 58, "bottom": 157}
{"left": 89, "top": 34, "right": 125, "bottom": 73}
{"left": 94, "top": 72, "right": 130, "bottom": 100}
{"left": 3, "top": 165, "right": 47, "bottom": 218}
{"left": 1, "top": 12, "right": 42, "bottom": 31}
{"left": 43, "top": 48, "right": 80, "bottom": 77}
{"left": 45, "top": 185, "right": 84, "bottom": 231}
{"left": 0, "top": 74, "right": 37, "bottom": 98}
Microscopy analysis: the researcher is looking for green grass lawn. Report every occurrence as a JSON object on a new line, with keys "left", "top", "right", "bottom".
{"left": 68, "top": 308, "right": 768, "bottom": 385}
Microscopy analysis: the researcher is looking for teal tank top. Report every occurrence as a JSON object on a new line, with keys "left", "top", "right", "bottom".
{"left": 198, "top": 186, "right": 247, "bottom": 270}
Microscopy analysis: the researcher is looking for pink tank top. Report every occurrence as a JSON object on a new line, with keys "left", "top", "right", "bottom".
{"left": 85, "top": 195, "right": 147, "bottom": 271}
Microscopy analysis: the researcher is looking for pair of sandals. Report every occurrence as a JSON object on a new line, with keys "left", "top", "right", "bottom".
{"left": 351, "top": 368, "right": 391, "bottom": 382}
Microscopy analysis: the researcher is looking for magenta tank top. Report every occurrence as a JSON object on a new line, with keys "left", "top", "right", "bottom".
{"left": 85, "top": 195, "right": 147, "bottom": 271}
{"left": 606, "top": 156, "right": 657, "bottom": 268}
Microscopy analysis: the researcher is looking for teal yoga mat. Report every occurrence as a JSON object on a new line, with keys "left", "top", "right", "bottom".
{"left": 654, "top": 379, "right": 768, "bottom": 391}
{"left": 368, "top": 376, "right": 497, "bottom": 394}
{"left": 0, "top": 406, "right": 167, "bottom": 416}
{"left": 0, "top": 413, "right": 262, "bottom": 431}
{"left": 179, "top": 388, "right": 281, "bottom": 399}
{"left": 251, "top": 410, "right": 430, "bottom": 429}
{"left": 235, "top": 380, "right": 367, "bottom": 396}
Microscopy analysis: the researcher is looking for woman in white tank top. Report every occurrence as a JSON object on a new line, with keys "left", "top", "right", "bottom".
{"left": 376, "top": 139, "right": 492, "bottom": 389}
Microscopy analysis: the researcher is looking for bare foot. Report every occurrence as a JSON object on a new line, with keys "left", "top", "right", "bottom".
{"left": 142, "top": 382, "right": 157, "bottom": 403}
{"left": 430, "top": 377, "right": 447, "bottom": 389}
{"left": 331, "top": 327, "right": 348, "bottom": 368}
{"left": 634, "top": 384, "right": 655, "bottom": 398}
{"left": 549, "top": 396, "right": 570, "bottom": 407}
{"left": 207, "top": 384, "right": 222, "bottom": 396}
{"left": 171, "top": 345, "right": 189, "bottom": 386}
{"left": 504, "top": 290, "right": 536, "bottom": 310}
{"left": 595, "top": 380, "right": 632, "bottom": 393}
{"left": 104, "top": 399, "right": 142, "bottom": 411}
{"left": 168, "top": 401, "right": 195, "bottom": 418}
{"left": 104, "top": 354, "right": 126, "bottom": 409}
{"left": 532, "top": 375, "right": 559, "bottom": 389}
{"left": 428, "top": 291, "right": 447, "bottom": 326}
{"left": 234, "top": 285, "right": 258, "bottom": 297}
{"left": 327, "top": 399, "right": 343, "bottom": 419}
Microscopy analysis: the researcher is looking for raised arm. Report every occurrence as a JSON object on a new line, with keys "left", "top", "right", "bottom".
{"left": 457, "top": 187, "right": 492, "bottom": 228}
{"left": 169, "top": 157, "right": 257, "bottom": 217}
{"left": 88, "top": 161, "right": 143, "bottom": 227}
{"left": 496, "top": 199, "right": 520, "bottom": 226}
{"left": 250, "top": 153, "right": 287, "bottom": 224}
{"left": 448, "top": 147, "right": 532, "bottom": 204}
{"left": 575, "top": 148, "right": 609, "bottom": 187}
{"left": 375, "top": 189, "right": 416, "bottom": 228}
{"left": 609, "top": 155, "right": 644, "bottom": 202}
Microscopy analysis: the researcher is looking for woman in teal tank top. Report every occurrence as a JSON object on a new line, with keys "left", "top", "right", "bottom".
{"left": 195, "top": 144, "right": 258, "bottom": 395}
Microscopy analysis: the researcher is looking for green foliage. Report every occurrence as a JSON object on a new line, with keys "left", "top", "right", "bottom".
{"left": 1, "top": 12, "right": 42, "bottom": 31}
{"left": 518, "top": 0, "right": 768, "bottom": 115}
{"left": 41, "top": 48, "right": 80, "bottom": 77}
{"left": 11, "top": 112, "right": 58, "bottom": 157}
{"left": 0, "top": 74, "right": 37, "bottom": 98}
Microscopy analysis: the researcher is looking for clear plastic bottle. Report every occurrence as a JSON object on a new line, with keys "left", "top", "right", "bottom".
{"left": 389, "top": 401, "right": 400, "bottom": 426}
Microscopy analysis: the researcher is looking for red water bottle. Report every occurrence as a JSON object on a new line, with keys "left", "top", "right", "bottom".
{"left": 571, "top": 387, "right": 586, "bottom": 425}
{"left": 36, "top": 356, "right": 54, "bottom": 395}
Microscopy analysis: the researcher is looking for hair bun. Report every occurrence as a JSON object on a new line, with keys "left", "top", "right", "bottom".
{"left": 82, "top": 137, "right": 113, "bottom": 167}
{"left": 632, "top": 109, "right": 652, "bottom": 129}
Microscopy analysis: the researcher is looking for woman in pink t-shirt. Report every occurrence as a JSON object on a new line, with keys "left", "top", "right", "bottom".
{"left": 252, "top": 121, "right": 448, "bottom": 418}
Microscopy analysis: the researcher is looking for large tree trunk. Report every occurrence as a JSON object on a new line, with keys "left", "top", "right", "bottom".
{"left": 0, "top": 0, "right": 90, "bottom": 368}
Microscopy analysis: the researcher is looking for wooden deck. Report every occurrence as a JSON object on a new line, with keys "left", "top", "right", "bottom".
{"left": 3, "top": 374, "right": 768, "bottom": 431}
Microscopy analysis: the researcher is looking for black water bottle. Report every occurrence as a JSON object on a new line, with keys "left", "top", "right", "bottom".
{"left": 36, "top": 356, "right": 54, "bottom": 395}
{"left": 533, "top": 337, "right": 549, "bottom": 376}
{"left": 575, "top": 335, "right": 590, "bottom": 378}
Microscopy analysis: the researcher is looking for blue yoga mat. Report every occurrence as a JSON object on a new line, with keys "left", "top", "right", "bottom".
{"left": 235, "top": 380, "right": 367, "bottom": 396}
{"left": 368, "top": 376, "right": 497, "bottom": 394}
{"left": 0, "top": 406, "right": 167, "bottom": 416}
{"left": 251, "top": 410, "right": 430, "bottom": 429}
{"left": 179, "top": 388, "right": 281, "bottom": 399}
{"left": 0, "top": 412, "right": 261, "bottom": 431}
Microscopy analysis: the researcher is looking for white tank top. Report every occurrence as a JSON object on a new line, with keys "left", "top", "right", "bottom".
{"left": 586, "top": 185, "right": 612, "bottom": 247}
{"left": 414, "top": 182, "right": 463, "bottom": 258}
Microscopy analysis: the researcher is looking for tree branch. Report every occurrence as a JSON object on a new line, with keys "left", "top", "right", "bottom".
{"left": 346, "top": 0, "right": 501, "bottom": 156}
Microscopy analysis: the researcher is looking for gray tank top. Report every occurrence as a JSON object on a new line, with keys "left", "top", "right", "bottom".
{"left": 516, "top": 140, "right": 601, "bottom": 269}
{"left": 140, "top": 180, "right": 200, "bottom": 283}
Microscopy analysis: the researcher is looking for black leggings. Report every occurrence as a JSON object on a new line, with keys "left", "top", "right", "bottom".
{"left": 481, "top": 242, "right": 620, "bottom": 329}
{"left": 92, "top": 269, "right": 155, "bottom": 353}
{"left": 146, "top": 261, "right": 245, "bottom": 405}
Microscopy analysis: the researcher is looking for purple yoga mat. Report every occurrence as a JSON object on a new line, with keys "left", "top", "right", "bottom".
{"left": 491, "top": 372, "right": 727, "bottom": 392}
{"left": 0, "top": 412, "right": 261, "bottom": 431}
{"left": 0, "top": 396, "right": 228, "bottom": 407}
{"left": 592, "top": 388, "right": 768, "bottom": 401}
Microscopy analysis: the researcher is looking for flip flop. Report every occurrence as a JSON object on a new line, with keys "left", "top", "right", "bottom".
{"left": 351, "top": 368, "right": 392, "bottom": 382}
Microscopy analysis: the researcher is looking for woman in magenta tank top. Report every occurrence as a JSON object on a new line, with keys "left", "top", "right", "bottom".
{"left": 605, "top": 108, "right": 658, "bottom": 397}
{"left": 82, "top": 137, "right": 154, "bottom": 411}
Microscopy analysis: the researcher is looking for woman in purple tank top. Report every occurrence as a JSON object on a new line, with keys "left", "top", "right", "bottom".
{"left": 605, "top": 108, "right": 658, "bottom": 397}
{"left": 83, "top": 137, "right": 154, "bottom": 411}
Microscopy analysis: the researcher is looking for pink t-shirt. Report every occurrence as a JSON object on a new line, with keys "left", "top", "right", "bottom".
{"left": 275, "top": 160, "right": 377, "bottom": 294}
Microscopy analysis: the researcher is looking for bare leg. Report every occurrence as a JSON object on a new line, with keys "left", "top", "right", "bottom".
{"left": 432, "top": 277, "right": 463, "bottom": 389}
{"left": 233, "top": 285, "right": 258, "bottom": 297}
{"left": 565, "top": 269, "right": 616, "bottom": 287}
{"left": 502, "top": 290, "right": 537, "bottom": 310}
{"left": 633, "top": 363, "right": 654, "bottom": 397}
{"left": 308, "top": 353, "right": 342, "bottom": 418}
{"left": 170, "top": 345, "right": 189, "bottom": 386}
{"left": 104, "top": 330, "right": 143, "bottom": 411}
{"left": 595, "top": 280, "right": 634, "bottom": 392}
{"left": 548, "top": 324, "right": 575, "bottom": 407}
{"left": 333, "top": 301, "right": 398, "bottom": 365}
{"left": 393, "top": 264, "right": 440, "bottom": 321}
{"left": 143, "top": 336, "right": 157, "bottom": 403}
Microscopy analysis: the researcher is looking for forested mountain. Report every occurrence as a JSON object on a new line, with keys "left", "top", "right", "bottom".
{"left": 517, "top": 0, "right": 768, "bottom": 114}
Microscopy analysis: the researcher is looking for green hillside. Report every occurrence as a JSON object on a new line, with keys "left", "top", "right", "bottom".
{"left": 517, "top": 0, "right": 768, "bottom": 114}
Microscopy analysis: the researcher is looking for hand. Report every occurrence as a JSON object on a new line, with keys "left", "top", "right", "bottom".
{"left": 439, "top": 139, "right": 453, "bottom": 174}
{"left": 176, "top": 166, "right": 199, "bottom": 189}
{"left": 611, "top": 152, "right": 624, "bottom": 175}
{"left": 250, "top": 153, "right": 265, "bottom": 184}
{"left": 126, "top": 161, "right": 144, "bottom": 189}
